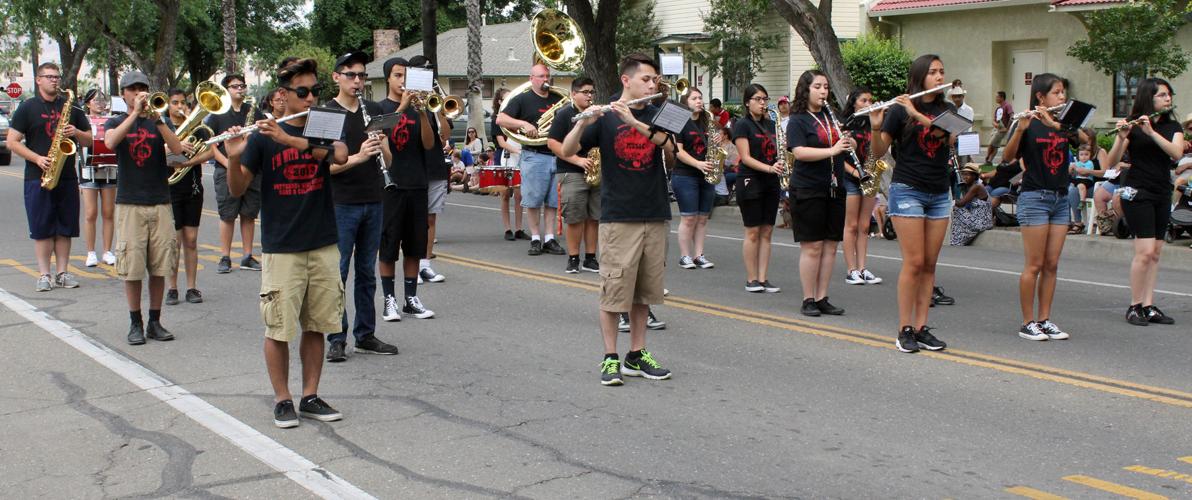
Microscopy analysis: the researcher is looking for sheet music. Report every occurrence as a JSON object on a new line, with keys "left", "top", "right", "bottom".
{"left": 652, "top": 101, "right": 691, "bottom": 135}
{"left": 660, "top": 54, "right": 684, "bottom": 76}
{"left": 406, "top": 68, "right": 435, "bottom": 92}
{"left": 303, "top": 107, "right": 347, "bottom": 141}
{"left": 957, "top": 132, "right": 980, "bottom": 156}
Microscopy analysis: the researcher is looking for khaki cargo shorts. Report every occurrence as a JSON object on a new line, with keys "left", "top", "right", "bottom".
{"left": 558, "top": 172, "right": 600, "bottom": 225}
{"left": 115, "top": 203, "right": 178, "bottom": 282}
{"left": 598, "top": 221, "right": 667, "bottom": 312}
{"left": 258, "top": 244, "right": 344, "bottom": 342}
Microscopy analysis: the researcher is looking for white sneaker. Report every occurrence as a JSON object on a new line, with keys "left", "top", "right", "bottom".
{"left": 419, "top": 267, "right": 445, "bottom": 283}
{"left": 1037, "top": 320, "right": 1070, "bottom": 340}
{"left": 679, "top": 256, "right": 696, "bottom": 269}
{"left": 1018, "top": 322, "right": 1048, "bottom": 341}
{"left": 382, "top": 295, "right": 402, "bottom": 322}
{"left": 861, "top": 269, "right": 883, "bottom": 284}
{"left": 845, "top": 270, "right": 865, "bottom": 285}
{"left": 102, "top": 251, "right": 117, "bottom": 266}
{"left": 694, "top": 255, "right": 714, "bottom": 269}
{"left": 85, "top": 252, "right": 99, "bottom": 267}
{"left": 403, "top": 296, "right": 435, "bottom": 319}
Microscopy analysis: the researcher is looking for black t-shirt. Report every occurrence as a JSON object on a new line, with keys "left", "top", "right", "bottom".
{"left": 325, "top": 98, "right": 384, "bottom": 204}
{"left": 731, "top": 114, "right": 780, "bottom": 190}
{"left": 10, "top": 94, "right": 90, "bottom": 181}
{"left": 989, "top": 161, "right": 1022, "bottom": 189}
{"left": 239, "top": 123, "right": 338, "bottom": 253}
{"left": 881, "top": 99, "right": 956, "bottom": 194}
{"left": 106, "top": 114, "right": 172, "bottom": 205}
{"left": 491, "top": 112, "right": 505, "bottom": 166}
{"left": 425, "top": 114, "right": 450, "bottom": 181}
{"left": 501, "top": 90, "right": 563, "bottom": 154}
{"left": 674, "top": 118, "right": 708, "bottom": 177}
{"left": 163, "top": 119, "right": 208, "bottom": 200}
{"left": 1122, "top": 120, "right": 1182, "bottom": 198}
{"left": 579, "top": 104, "right": 671, "bottom": 222}
{"left": 1015, "top": 120, "right": 1071, "bottom": 192}
{"left": 787, "top": 111, "right": 845, "bottom": 190}
{"left": 548, "top": 104, "right": 589, "bottom": 174}
{"left": 205, "top": 101, "right": 265, "bottom": 165}
{"left": 378, "top": 98, "right": 429, "bottom": 190}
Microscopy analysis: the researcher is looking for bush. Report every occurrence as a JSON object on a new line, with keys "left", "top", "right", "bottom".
{"left": 841, "top": 35, "right": 913, "bottom": 99}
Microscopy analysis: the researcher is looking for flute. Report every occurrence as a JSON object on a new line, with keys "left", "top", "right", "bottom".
{"left": 1011, "top": 103, "right": 1067, "bottom": 121}
{"left": 851, "top": 84, "right": 953, "bottom": 118}
{"left": 571, "top": 93, "right": 665, "bottom": 123}
{"left": 1100, "top": 108, "right": 1172, "bottom": 137}
{"left": 204, "top": 110, "right": 310, "bottom": 146}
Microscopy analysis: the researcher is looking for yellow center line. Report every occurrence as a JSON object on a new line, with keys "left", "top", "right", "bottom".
{"left": 438, "top": 252, "right": 1192, "bottom": 410}
{"left": 1124, "top": 465, "right": 1192, "bottom": 484}
{"left": 1005, "top": 486, "right": 1069, "bottom": 500}
{"left": 1179, "top": 457, "right": 1192, "bottom": 465}
{"left": 1062, "top": 475, "right": 1168, "bottom": 499}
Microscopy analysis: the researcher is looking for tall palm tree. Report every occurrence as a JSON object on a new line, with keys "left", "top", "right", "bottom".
{"left": 222, "top": 0, "right": 237, "bottom": 74}
{"left": 466, "top": 0, "right": 485, "bottom": 142}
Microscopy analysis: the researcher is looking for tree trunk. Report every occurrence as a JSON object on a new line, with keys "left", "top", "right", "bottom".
{"left": 52, "top": 30, "right": 98, "bottom": 94}
{"left": 466, "top": 0, "right": 485, "bottom": 140}
{"left": 149, "top": 0, "right": 182, "bottom": 89}
{"left": 422, "top": 0, "right": 438, "bottom": 69}
{"left": 562, "top": 0, "right": 622, "bottom": 101}
{"left": 107, "top": 42, "right": 118, "bottom": 96}
{"left": 772, "top": 0, "right": 854, "bottom": 110}
{"left": 221, "top": 0, "right": 237, "bottom": 74}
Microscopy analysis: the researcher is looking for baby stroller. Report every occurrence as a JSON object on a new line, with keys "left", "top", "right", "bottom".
{"left": 1167, "top": 185, "right": 1192, "bottom": 242}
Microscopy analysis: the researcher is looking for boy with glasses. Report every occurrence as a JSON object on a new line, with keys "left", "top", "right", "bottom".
{"left": 205, "top": 74, "right": 266, "bottom": 274}
{"left": 546, "top": 77, "right": 600, "bottom": 275}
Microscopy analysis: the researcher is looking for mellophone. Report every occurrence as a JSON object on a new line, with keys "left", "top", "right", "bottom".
{"left": 80, "top": 115, "right": 117, "bottom": 185}
{"left": 476, "top": 167, "right": 522, "bottom": 194}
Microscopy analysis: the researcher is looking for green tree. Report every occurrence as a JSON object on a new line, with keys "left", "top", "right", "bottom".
{"left": 0, "top": 0, "right": 102, "bottom": 92}
{"left": 770, "top": 0, "right": 855, "bottom": 108}
{"left": 1066, "top": 0, "right": 1189, "bottom": 81}
{"left": 310, "top": 0, "right": 469, "bottom": 59}
{"left": 260, "top": 39, "right": 337, "bottom": 102}
{"left": 615, "top": 0, "right": 662, "bottom": 57}
{"left": 840, "top": 35, "right": 911, "bottom": 100}
{"left": 688, "top": 0, "right": 781, "bottom": 95}
{"left": 562, "top": 0, "right": 624, "bottom": 100}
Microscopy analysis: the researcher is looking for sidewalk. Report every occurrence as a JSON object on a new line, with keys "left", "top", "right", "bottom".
{"left": 969, "top": 227, "right": 1192, "bottom": 270}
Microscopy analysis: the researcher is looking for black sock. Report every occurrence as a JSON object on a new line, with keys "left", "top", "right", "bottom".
{"left": 381, "top": 276, "right": 395, "bottom": 297}
{"left": 404, "top": 277, "right": 417, "bottom": 298}
{"left": 149, "top": 309, "right": 161, "bottom": 322}
{"left": 603, "top": 353, "right": 618, "bottom": 360}
{"left": 626, "top": 349, "right": 642, "bottom": 360}
{"left": 585, "top": 253, "right": 596, "bottom": 260}
{"left": 130, "top": 310, "right": 143, "bottom": 324}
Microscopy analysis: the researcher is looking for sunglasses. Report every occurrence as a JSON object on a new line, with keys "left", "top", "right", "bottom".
{"left": 283, "top": 84, "right": 324, "bottom": 98}
{"left": 337, "top": 71, "right": 368, "bottom": 80}
{"left": 227, "top": 84, "right": 247, "bottom": 90}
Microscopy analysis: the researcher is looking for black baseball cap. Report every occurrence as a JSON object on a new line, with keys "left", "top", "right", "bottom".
{"left": 383, "top": 57, "right": 411, "bottom": 78}
{"left": 335, "top": 51, "right": 369, "bottom": 71}
{"left": 408, "top": 55, "right": 434, "bottom": 69}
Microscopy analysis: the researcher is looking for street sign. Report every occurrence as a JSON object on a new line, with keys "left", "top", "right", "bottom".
{"left": 6, "top": 83, "right": 22, "bottom": 99}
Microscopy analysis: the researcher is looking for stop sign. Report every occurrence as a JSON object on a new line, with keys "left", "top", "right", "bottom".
{"left": 6, "top": 83, "right": 22, "bottom": 99}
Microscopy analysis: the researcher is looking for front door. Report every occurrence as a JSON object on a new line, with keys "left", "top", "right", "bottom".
{"left": 1010, "top": 50, "right": 1045, "bottom": 114}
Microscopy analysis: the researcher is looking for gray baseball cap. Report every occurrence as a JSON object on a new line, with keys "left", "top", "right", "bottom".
{"left": 119, "top": 71, "right": 150, "bottom": 89}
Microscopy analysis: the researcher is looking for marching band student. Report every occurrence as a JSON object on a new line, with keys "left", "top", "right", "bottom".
{"left": 81, "top": 89, "right": 118, "bottom": 268}
{"left": 866, "top": 54, "right": 953, "bottom": 353}
{"left": 673, "top": 87, "right": 717, "bottom": 271}
{"left": 1001, "top": 73, "right": 1075, "bottom": 341}
{"left": 223, "top": 58, "right": 349, "bottom": 428}
{"left": 6, "top": 63, "right": 92, "bottom": 292}
{"left": 407, "top": 55, "right": 451, "bottom": 284}
{"left": 840, "top": 87, "right": 883, "bottom": 286}
{"left": 547, "top": 77, "right": 601, "bottom": 274}
{"left": 206, "top": 73, "right": 266, "bottom": 274}
{"left": 1105, "top": 78, "right": 1185, "bottom": 326}
{"left": 562, "top": 53, "right": 673, "bottom": 386}
{"left": 492, "top": 88, "right": 527, "bottom": 241}
{"left": 104, "top": 71, "right": 186, "bottom": 345}
{"left": 787, "top": 70, "right": 851, "bottom": 317}
{"left": 732, "top": 83, "right": 782, "bottom": 294}
{"left": 324, "top": 52, "right": 398, "bottom": 362}
{"left": 163, "top": 88, "right": 213, "bottom": 306}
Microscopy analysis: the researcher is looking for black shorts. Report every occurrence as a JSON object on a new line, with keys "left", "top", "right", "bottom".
{"left": 24, "top": 178, "right": 80, "bottom": 239}
{"left": 738, "top": 189, "right": 779, "bottom": 227}
{"left": 1071, "top": 178, "right": 1095, "bottom": 190}
{"left": 792, "top": 191, "right": 846, "bottom": 242}
{"left": 1121, "top": 197, "right": 1170, "bottom": 239}
{"left": 380, "top": 188, "right": 429, "bottom": 262}
{"left": 171, "top": 195, "right": 204, "bottom": 230}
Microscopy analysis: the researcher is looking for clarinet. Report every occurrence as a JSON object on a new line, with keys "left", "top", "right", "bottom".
{"left": 358, "top": 90, "right": 397, "bottom": 192}
{"left": 949, "top": 143, "right": 964, "bottom": 200}
{"left": 824, "top": 99, "right": 870, "bottom": 185}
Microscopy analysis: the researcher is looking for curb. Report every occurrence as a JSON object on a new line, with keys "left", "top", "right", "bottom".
{"left": 969, "top": 227, "right": 1192, "bottom": 270}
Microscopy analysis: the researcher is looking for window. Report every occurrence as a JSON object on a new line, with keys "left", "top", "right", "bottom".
{"left": 725, "top": 80, "right": 743, "bottom": 105}
{"left": 449, "top": 78, "right": 494, "bottom": 99}
{"left": 1113, "top": 68, "right": 1144, "bottom": 117}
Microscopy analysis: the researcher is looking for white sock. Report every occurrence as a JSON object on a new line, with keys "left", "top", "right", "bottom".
{"left": 419, "top": 259, "right": 430, "bottom": 270}
{"left": 531, "top": 235, "right": 541, "bottom": 242}
{"left": 545, "top": 234, "right": 555, "bottom": 242}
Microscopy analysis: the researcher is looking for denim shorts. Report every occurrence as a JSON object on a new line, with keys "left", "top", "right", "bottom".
{"left": 519, "top": 150, "right": 558, "bottom": 209}
{"left": 843, "top": 176, "right": 861, "bottom": 196}
{"left": 1016, "top": 189, "right": 1070, "bottom": 226}
{"left": 987, "top": 186, "right": 1011, "bottom": 198}
{"left": 672, "top": 174, "right": 715, "bottom": 215}
{"left": 887, "top": 183, "right": 951, "bottom": 219}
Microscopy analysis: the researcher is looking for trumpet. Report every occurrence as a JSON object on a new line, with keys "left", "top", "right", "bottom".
{"left": 851, "top": 83, "right": 952, "bottom": 118}
{"left": 139, "top": 91, "right": 169, "bottom": 117}
{"left": 657, "top": 77, "right": 690, "bottom": 98}
{"left": 1101, "top": 107, "right": 1174, "bottom": 137}
{"left": 428, "top": 81, "right": 464, "bottom": 120}
{"left": 204, "top": 110, "right": 310, "bottom": 146}
{"left": 570, "top": 93, "right": 665, "bottom": 123}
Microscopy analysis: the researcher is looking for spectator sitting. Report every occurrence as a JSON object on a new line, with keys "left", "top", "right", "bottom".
{"left": 951, "top": 164, "right": 993, "bottom": 246}
{"left": 982, "top": 159, "right": 1023, "bottom": 211}
{"left": 1093, "top": 161, "right": 1129, "bottom": 235}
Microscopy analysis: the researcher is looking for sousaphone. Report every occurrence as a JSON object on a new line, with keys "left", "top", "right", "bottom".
{"left": 500, "top": 9, "right": 585, "bottom": 147}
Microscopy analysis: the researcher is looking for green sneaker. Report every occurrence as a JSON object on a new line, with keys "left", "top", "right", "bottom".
{"left": 621, "top": 350, "right": 672, "bottom": 380}
{"left": 600, "top": 357, "right": 623, "bottom": 386}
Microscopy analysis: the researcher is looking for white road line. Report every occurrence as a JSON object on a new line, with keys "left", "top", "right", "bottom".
{"left": 0, "top": 289, "right": 375, "bottom": 500}
{"left": 446, "top": 201, "right": 1192, "bottom": 298}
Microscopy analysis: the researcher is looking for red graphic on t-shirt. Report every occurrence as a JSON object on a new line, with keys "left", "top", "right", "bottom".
{"left": 614, "top": 124, "right": 656, "bottom": 171}
{"left": 915, "top": 114, "right": 945, "bottom": 159}
{"left": 125, "top": 128, "right": 157, "bottom": 167}
{"left": 687, "top": 130, "right": 706, "bottom": 157}
{"left": 756, "top": 132, "right": 776, "bottom": 164}
{"left": 269, "top": 148, "right": 325, "bottom": 196}
{"left": 389, "top": 113, "right": 416, "bottom": 152}
{"left": 815, "top": 122, "right": 840, "bottom": 146}
{"left": 854, "top": 130, "right": 871, "bottom": 159}
{"left": 1035, "top": 133, "right": 1068, "bottom": 175}
{"left": 40, "top": 108, "right": 62, "bottom": 138}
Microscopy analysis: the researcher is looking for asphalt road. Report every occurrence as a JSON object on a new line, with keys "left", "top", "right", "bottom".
{"left": 1, "top": 158, "right": 1191, "bottom": 499}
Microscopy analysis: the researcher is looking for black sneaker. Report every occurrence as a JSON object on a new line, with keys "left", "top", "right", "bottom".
{"left": 127, "top": 322, "right": 146, "bottom": 345}
{"left": 326, "top": 341, "right": 347, "bottom": 362}
{"left": 1145, "top": 305, "right": 1175, "bottom": 325}
{"left": 403, "top": 296, "right": 435, "bottom": 319}
{"left": 1126, "top": 304, "right": 1149, "bottom": 326}
{"left": 185, "top": 288, "right": 203, "bottom": 303}
{"left": 1018, "top": 321, "right": 1048, "bottom": 341}
{"left": 581, "top": 256, "right": 600, "bottom": 273}
{"left": 146, "top": 320, "right": 174, "bottom": 341}
{"left": 931, "top": 286, "right": 954, "bottom": 306}
{"left": 1037, "top": 320, "right": 1069, "bottom": 340}
{"left": 745, "top": 280, "right": 764, "bottom": 293}
{"left": 298, "top": 395, "right": 342, "bottom": 422}
{"left": 816, "top": 297, "right": 844, "bottom": 315}
{"left": 504, "top": 230, "right": 515, "bottom": 241}
{"left": 646, "top": 310, "right": 666, "bottom": 330}
{"left": 800, "top": 298, "right": 821, "bottom": 317}
{"left": 355, "top": 334, "right": 399, "bottom": 355}
{"left": 528, "top": 240, "right": 543, "bottom": 256}
{"left": 241, "top": 255, "right": 262, "bottom": 271}
{"left": 273, "top": 400, "right": 299, "bottom": 428}
{"left": 915, "top": 326, "right": 946, "bottom": 351}
{"left": 543, "top": 239, "right": 565, "bottom": 255}
{"left": 515, "top": 230, "right": 530, "bottom": 240}
{"left": 617, "top": 313, "right": 630, "bottom": 332}
{"left": 164, "top": 289, "right": 180, "bottom": 306}
{"left": 600, "top": 357, "right": 623, "bottom": 386}
{"left": 622, "top": 350, "right": 671, "bottom": 380}
{"left": 761, "top": 280, "right": 781, "bottom": 293}
{"left": 216, "top": 256, "right": 232, "bottom": 274}
{"left": 565, "top": 256, "right": 580, "bottom": 274}
{"left": 895, "top": 326, "right": 919, "bottom": 353}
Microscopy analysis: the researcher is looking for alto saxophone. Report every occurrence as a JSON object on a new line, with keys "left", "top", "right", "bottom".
{"left": 859, "top": 130, "right": 888, "bottom": 198}
{"left": 41, "top": 89, "right": 78, "bottom": 190}
{"left": 584, "top": 147, "right": 600, "bottom": 187}
{"left": 703, "top": 111, "right": 726, "bottom": 185}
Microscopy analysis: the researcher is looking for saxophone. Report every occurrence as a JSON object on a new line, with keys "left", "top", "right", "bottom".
{"left": 41, "top": 89, "right": 77, "bottom": 190}
{"left": 242, "top": 96, "right": 256, "bottom": 126}
{"left": 859, "top": 139, "right": 889, "bottom": 198}
{"left": 584, "top": 147, "right": 600, "bottom": 187}
{"left": 703, "top": 111, "right": 726, "bottom": 185}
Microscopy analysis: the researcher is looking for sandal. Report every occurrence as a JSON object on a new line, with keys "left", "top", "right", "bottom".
{"left": 1068, "top": 223, "right": 1084, "bottom": 235}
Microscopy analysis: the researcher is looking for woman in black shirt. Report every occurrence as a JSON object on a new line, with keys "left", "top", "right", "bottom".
{"left": 732, "top": 84, "right": 782, "bottom": 293}
{"left": 1001, "top": 73, "right": 1074, "bottom": 341}
{"left": 673, "top": 88, "right": 717, "bottom": 270}
{"left": 840, "top": 87, "right": 883, "bottom": 286}
{"left": 787, "top": 70, "right": 851, "bottom": 316}
{"left": 867, "top": 54, "right": 953, "bottom": 353}
{"left": 492, "top": 88, "right": 525, "bottom": 240}
{"left": 1104, "top": 78, "right": 1186, "bottom": 326}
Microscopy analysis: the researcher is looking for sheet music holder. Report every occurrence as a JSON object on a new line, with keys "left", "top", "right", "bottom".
{"left": 406, "top": 68, "right": 435, "bottom": 92}
{"left": 930, "top": 110, "right": 974, "bottom": 136}
{"left": 957, "top": 132, "right": 980, "bottom": 156}
{"left": 1055, "top": 100, "right": 1096, "bottom": 130}
{"left": 303, "top": 106, "right": 349, "bottom": 145}
{"left": 651, "top": 101, "right": 692, "bottom": 135}
{"left": 364, "top": 113, "right": 402, "bottom": 133}
{"left": 659, "top": 54, "right": 684, "bottom": 76}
